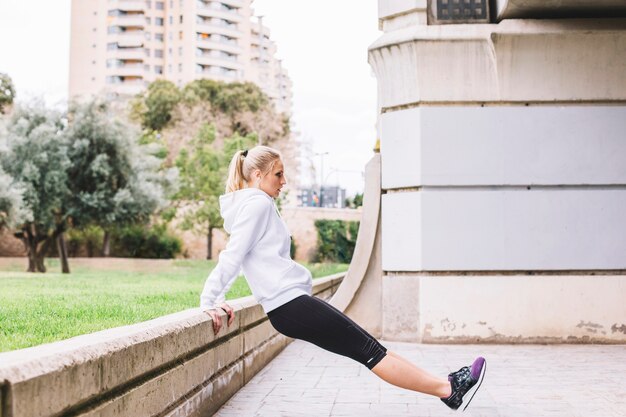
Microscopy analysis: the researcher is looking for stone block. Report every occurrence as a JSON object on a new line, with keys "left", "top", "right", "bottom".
{"left": 243, "top": 320, "right": 276, "bottom": 354}
{"left": 237, "top": 299, "right": 265, "bottom": 328}
{"left": 381, "top": 193, "right": 421, "bottom": 271}
{"left": 381, "top": 106, "right": 626, "bottom": 189}
{"left": 418, "top": 274, "right": 626, "bottom": 343}
{"left": 382, "top": 189, "right": 626, "bottom": 271}
{"left": 369, "top": 20, "right": 626, "bottom": 107}
{"left": 213, "top": 333, "right": 243, "bottom": 372}
{"left": 382, "top": 274, "right": 421, "bottom": 341}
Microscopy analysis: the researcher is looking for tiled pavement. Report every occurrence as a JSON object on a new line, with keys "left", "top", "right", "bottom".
{"left": 215, "top": 340, "right": 626, "bottom": 417}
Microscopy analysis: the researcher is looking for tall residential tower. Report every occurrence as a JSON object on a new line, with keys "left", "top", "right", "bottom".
{"left": 69, "top": 0, "right": 292, "bottom": 114}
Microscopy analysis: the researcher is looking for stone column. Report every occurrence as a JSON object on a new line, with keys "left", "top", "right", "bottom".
{"left": 369, "top": 1, "right": 626, "bottom": 343}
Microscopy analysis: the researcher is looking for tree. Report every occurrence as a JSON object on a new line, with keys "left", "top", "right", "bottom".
{"left": 136, "top": 78, "right": 297, "bottom": 258}
{"left": 0, "top": 167, "right": 31, "bottom": 230}
{"left": 0, "top": 100, "right": 178, "bottom": 273}
{"left": 65, "top": 99, "right": 179, "bottom": 257}
{"left": 131, "top": 80, "right": 181, "bottom": 131}
{"left": 182, "top": 79, "right": 268, "bottom": 115}
{"left": 1, "top": 103, "right": 71, "bottom": 272}
{"left": 175, "top": 123, "right": 255, "bottom": 259}
{"left": 181, "top": 80, "right": 283, "bottom": 144}
{"left": 0, "top": 73, "right": 16, "bottom": 114}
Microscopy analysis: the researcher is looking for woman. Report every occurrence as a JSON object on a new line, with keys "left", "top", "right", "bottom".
{"left": 200, "top": 145, "right": 486, "bottom": 411}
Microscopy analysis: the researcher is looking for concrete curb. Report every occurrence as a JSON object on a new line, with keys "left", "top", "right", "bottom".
{"left": 0, "top": 274, "right": 344, "bottom": 417}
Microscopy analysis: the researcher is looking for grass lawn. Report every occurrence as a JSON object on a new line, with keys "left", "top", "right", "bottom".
{"left": 0, "top": 258, "right": 348, "bottom": 353}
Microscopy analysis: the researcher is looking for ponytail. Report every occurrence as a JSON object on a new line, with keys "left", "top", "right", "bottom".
{"left": 224, "top": 145, "right": 282, "bottom": 193}
{"left": 225, "top": 150, "right": 246, "bottom": 193}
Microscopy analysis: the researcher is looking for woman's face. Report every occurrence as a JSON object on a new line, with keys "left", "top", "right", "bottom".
{"left": 255, "top": 158, "right": 287, "bottom": 198}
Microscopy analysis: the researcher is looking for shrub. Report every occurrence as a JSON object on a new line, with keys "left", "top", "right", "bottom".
{"left": 110, "top": 224, "right": 182, "bottom": 259}
{"left": 314, "top": 219, "right": 359, "bottom": 263}
{"left": 67, "top": 225, "right": 104, "bottom": 257}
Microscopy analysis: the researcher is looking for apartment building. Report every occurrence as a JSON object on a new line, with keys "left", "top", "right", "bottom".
{"left": 69, "top": 0, "right": 292, "bottom": 115}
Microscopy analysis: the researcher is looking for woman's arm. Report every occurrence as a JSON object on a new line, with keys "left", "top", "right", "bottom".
{"left": 200, "top": 196, "right": 272, "bottom": 310}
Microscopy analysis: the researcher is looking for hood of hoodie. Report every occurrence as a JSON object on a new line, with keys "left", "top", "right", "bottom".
{"left": 219, "top": 188, "right": 274, "bottom": 233}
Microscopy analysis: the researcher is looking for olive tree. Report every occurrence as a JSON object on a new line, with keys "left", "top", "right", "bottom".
{"left": 65, "top": 100, "right": 178, "bottom": 257}
{"left": 1, "top": 103, "right": 71, "bottom": 272}
{"left": 0, "top": 73, "right": 16, "bottom": 114}
{"left": 0, "top": 167, "right": 31, "bottom": 230}
{"left": 1, "top": 100, "right": 178, "bottom": 272}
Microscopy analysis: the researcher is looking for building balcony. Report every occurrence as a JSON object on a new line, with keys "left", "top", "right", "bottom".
{"left": 195, "top": 21, "right": 242, "bottom": 40}
{"left": 109, "top": 0, "right": 145, "bottom": 12}
{"left": 196, "top": 70, "right": 239, "bottom": 81}
{"left": 109, "top": 14, "right": 146, "bottom": 28}
{"left": 195, "top": 4, "right": 243, "bottom": 22}
{"left": 195, "top": 54, "right": 243, "bottom": 70}
{"left": 110, "top": 80, "right": 147, "bottom": 95}
{"left": 219, "top": 0, "right": 244, "bottom": 9}
{"left": 251, "top": 49, "right": 262, "bottom": 59}
{"left": 251, "top": 22, "right": 271, "bottom": 38}
{"left": 109, "top": 32, "right": 144, "bottom": 48}
{"left": 109, "top": 47, "right": 145, "bottom": 60}
{"left": 195, "top": 37, "right": 242, "bottom": 54}
{"left": 107, "top": 63, "right": 145, "bottom": 77}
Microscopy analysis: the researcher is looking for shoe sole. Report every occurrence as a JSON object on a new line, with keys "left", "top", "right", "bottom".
{"left": 462, "top": 359, "right": 487, "bottom": 412}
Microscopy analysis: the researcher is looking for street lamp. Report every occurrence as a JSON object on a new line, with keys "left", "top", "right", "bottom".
{"left": 314, "top": 151, "right": 329, "bottom": 207}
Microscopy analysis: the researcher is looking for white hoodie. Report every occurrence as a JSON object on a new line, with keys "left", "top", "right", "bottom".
{"left": 200, "top": 188, "right": 313, "bottom": 313}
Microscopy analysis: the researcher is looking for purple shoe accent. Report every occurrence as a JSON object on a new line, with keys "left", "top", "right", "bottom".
{"left": 470, "top": 357, "right": 485, "bottom": 380}
{"left": 441, "top": 358, "right": 487, "bottom": 410}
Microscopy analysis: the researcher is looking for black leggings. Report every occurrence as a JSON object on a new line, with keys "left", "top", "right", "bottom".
{"left": 267, "top": 294, "right": 388, "bottom": 370}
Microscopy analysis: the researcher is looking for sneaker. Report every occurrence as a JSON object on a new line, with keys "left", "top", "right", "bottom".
{"left": 440, "top": 357, "right": 486, "bottom": 411}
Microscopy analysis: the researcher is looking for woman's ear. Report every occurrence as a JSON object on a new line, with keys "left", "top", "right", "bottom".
{"left": 251, "top": 169, "right": 262, "bottom": 187}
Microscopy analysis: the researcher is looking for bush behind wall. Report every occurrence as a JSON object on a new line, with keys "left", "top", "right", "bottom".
{"left": 314, "top": 219, "right": 359, "bottom": 263}
{"left": 49, "top": 225, "right": 182, "bottom": 259}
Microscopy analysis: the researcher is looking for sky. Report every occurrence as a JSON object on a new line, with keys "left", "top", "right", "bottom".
{"left": 0, "top": 0, "right": 382, "bottom": 196}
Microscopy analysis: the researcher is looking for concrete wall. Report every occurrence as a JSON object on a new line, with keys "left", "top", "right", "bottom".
{"left": 182, "top": 206, "right": 363, "bottom": 262}
{"left": 0, "top": 230, "right": 25, "bottom": 258}
{"left": 0, "top": 275, "right": 343, "bottom": 417}
{"left": 370, "top": 3, "right": 626, "bottom": 342}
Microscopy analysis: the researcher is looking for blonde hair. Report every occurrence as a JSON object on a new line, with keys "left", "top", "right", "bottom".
{"left": 225, "top": 145, "right": 282, "bottom": 193}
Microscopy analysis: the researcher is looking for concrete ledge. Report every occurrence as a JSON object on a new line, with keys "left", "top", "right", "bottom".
{"left": 0, "top": 275, "right": 344, "bottom": 417}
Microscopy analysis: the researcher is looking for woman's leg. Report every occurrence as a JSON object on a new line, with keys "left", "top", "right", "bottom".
{"left": 371, "top": 350, "right": 451, "bottom": 398}
{"left": 268, "top": 296, "right": 450, "bottom": 398}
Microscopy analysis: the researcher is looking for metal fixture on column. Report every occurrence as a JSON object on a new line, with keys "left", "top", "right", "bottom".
{"left": 428, "top": 0, "right": 490, "bottom": 24}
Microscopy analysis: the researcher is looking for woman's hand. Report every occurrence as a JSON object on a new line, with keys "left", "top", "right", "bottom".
{"left": 204, "top": 303, "right": 235, "bottom": 335}
{"left": 218, "top": 302, "right": 235, "bottom": 327}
